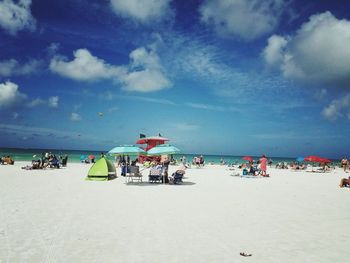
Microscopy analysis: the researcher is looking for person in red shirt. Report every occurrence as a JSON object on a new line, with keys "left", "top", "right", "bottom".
{"left": 259, "top": 155, "right": 268, "bottom": 177}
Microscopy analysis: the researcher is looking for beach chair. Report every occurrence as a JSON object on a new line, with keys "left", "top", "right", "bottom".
{"left": 169, "top": 171, "right": 184, "bottom": 184}
{"left": 127, "top": 166, "right": 143, "bottom": 183}
{"left": 49, "top": 159, "right": 60, "bottom": 168}
{"left": 61, "top": 156, "right": 68, "bottom": 167}
{"left": 149, "top": 167, "right": 162, "bottom": 183}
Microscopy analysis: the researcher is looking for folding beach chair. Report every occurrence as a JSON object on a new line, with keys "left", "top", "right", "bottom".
{"left": 169, "top": 171, "right": 184, "bottom": 184}
{"left": 149, "top": 167, "right": 162, "bottom": 183}
{"left": 127, "top": 166, "right": 143, "bottom": 183}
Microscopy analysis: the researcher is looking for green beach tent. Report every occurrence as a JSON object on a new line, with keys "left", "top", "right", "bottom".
{"left": 86, "top": 157, "right": 116, "bottom": 181}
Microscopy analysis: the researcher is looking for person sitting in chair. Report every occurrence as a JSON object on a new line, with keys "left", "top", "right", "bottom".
{"left": 339, "top": 177, "right": 350, "bottom": 188}
{"left": 169, "top": 165, "right": 186, "bottom": 184}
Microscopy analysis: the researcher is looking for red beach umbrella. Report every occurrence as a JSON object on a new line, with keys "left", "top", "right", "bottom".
{"left": 304, "top": 156, "right": 331, "bottom": 163}
{"left": 88, "top": 155, "right": 95, "bottom": 159}
{"left": 304, "top": 156, "right": 321, "bottom": 162}
{"left": 318, "top": 158, "right": 331, "bottom": 163}
{"left": 242, "top": 156, "right": 253, "bottom": 162}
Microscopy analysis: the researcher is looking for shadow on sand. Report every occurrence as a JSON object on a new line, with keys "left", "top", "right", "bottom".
{"left": 125, "top": 181, "right": 196, "bottom": 186}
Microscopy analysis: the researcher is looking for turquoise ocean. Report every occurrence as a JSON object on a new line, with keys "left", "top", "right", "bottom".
{"left": 0, "top": 147, "right": 335, "bottom": 165}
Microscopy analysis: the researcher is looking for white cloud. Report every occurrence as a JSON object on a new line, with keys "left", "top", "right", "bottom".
{"left": 0, "top": 58, "right": 41, "bottom": 76}
{"left": 110, "top": 0, "right": 172, "bottom": 23}
{"left": 322, "top": 95, "right": 350, "bottom": 121}
{"left": 162, "top": 31, "right": 292, "bottom": 101}
{"left": 123, "top": 68, "right": 170, "bottom": 92}
{"left": 186, "top": 102, "right": 226, "bottom": 111}
{"left": 186, "top": 102, "right": 240, "bottom": 112}
{"left": 199, "top": 0, "right": 288, "bottom": 41}
{"left": 121, "top": 47, "right": 171, "bottom": 92}
{"left": 26, "top": 96, "right": 59, "bottom": 108}
{"left": 262, "top": 35, "right": 288, "bottom": 68}
{"left": 50, "top": 49, "right": 125, "bottom": 82}
{"left": 0, "top": 0, "right": 36, "bottom": 35}
{"left": 121, "top": 95, "right": 175, "bottom": 105}
{"left": 50, "top": 47, "right": 171, "bottom": 92}
{"left": 263, "top": 11, "right": 350, "bottom": 88}
{"left": 27, "top": 98, "right": 46, "bottom": 108}
{"left": 0, "top": 81, "right": 27, "bottom": 108}
{"left": 70, "top": 112, "right": 81, "bottom": 122}
{"left": 48, "top": 96, "right": 59, "bottom": 108}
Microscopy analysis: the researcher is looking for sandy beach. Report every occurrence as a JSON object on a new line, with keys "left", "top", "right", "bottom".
{"left": 0, "top": 162, "right": 349, "bottom": 263}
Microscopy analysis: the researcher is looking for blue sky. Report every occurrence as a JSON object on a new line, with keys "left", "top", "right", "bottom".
{"left": 1, "top": 0, "right": 350, "bottom": 158}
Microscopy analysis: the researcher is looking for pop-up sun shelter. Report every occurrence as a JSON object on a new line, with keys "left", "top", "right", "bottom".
{"left": 86, "top": 157, "right": 116, "bottom": 181}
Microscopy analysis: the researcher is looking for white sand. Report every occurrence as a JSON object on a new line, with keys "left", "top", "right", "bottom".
{"left": 0, "top": 162, "right": 349, "bottom": 263}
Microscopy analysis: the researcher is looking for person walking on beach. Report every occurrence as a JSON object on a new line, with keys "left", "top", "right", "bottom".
{"left": 259, "top": 155, "right": 268, "bottom": 177}
{"left": 341, "top": 157, "right": 348, "bottom": 172}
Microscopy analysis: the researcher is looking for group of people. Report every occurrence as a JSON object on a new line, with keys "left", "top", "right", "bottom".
{"left": 22, "top": 152, "right": 67, "bottom": 170}
{"left": 239, "top": 155, "right": 269, "bottom": 177}
{"left": 193, "top": 155, "right": 205, "bottom": 168}
{"left": 0, "top": 155, "right": 14, "bottom": 165}
{"left": 118, "top": 154, "right": 186, "bottom": 184}
{"left": 149, "top": 156, "right": 186, "bottom": 184}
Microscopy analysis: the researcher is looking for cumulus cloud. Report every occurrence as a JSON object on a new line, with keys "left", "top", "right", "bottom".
{"left": 322, "top": 95, "right": 350, "bottom": 121}
{"left": 0, "top": 58, "right": 41, "bottom": 77}
{"left": 122, "top": 47, "right": 171, "bottom": 92}
{"left": 0, "top": 0, "right": 36, "bottom": 35}
{"left": 50, "top": 47, "right": 171, "bottom": 92}
{"left": 0, "top": 81, "right": 27, "bottom": 108}
{"left": 199, "top": 0, "right": 288, "bottom": 41}
{"left": 262, "top": 35, "right": 288, "bottom": 68}
{"left": 110, "top": 0, "right": 172, "bottom": 24}
{"left": 263, "top": 11, "right": 350, "bottom": 88}
{"left": 70, "top": 112, "right": 81, "bottom": 122}
{"left": 50, "top": 49, "right": 125, "bottom": 82}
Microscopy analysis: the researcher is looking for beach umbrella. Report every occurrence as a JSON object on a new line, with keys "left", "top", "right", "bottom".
{"left": 318, "top": 157, "right": 331, "bottom": 163}
{"left": 147, "top": 144, "right": 181, "bottom": 184}
{"left": 296, "top": 157, "right": 304, "bottom": 162}
{"left": 108, "top": 145, "right": 146, "bottom": 182}
{"left": 80, "top": 155, "right": 86, "bottom": 161}
{"left": 108, "top": 145, "right": 146, "bottom": 155}
{"left": 88, "top": 155, "right": 95, "bottom": 160}
{"left": 147, "top": 144, "right": 181, "bottom": 156}
{"left": 304, "top": 156, "right": 331, "bottom": 169}
{"left": 242, "top": 156, "right": 253, "bottom": 162}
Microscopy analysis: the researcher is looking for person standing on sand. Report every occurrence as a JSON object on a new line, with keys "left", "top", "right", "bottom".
{"left": 341, "top": 157, "right": 348, "bottom": 172}
{"left": 259, "top": 155, "right": 268, "bottom": 177}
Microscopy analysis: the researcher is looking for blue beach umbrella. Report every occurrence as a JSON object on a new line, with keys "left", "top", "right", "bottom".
{"left": 80, "top": 155, "right": 86, "bottom": 161}
{"left": 147, "top": 144, "right": 181, "bottom": 155}
{"left": 296, "top": 157, "right": 304, "bottom": 162}
{"left": 108, "top": 145, "right": 146, "bottom": 155}
{"left": 147, "top": 144, "right": 181, "bottom": 185}
{"left": 108, "top": 145, "right": 146, "bottom": 182}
